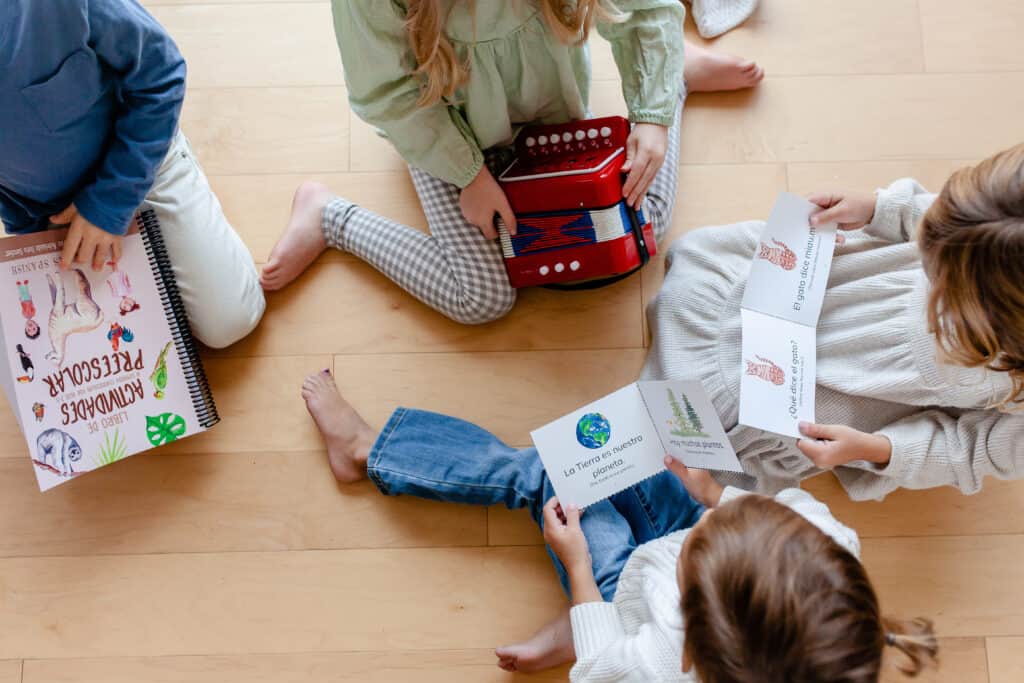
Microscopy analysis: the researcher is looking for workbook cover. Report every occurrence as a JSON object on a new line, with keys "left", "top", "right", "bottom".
{"left": 738, "top": 193, "right": 837, "bottom": 438}
{"left": 531, "top": 380, "right": 743, "bottom": 508}
{"left": 0, "top": 212, "right": 218, "bottom": 491}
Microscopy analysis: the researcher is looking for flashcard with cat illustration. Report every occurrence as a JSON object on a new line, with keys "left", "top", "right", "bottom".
{"left": 0, "top": 213, "right": 218, "bottom": 491}
{"left": 741, "top": 192, "right": 837, "bottom": 328}
{"left": 737, "top": 194, "right": 837, "bottom": 439}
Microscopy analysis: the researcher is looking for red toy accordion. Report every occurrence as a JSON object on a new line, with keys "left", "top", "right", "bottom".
{"left": 497, "top": 116, "right": 656, "bottom": 289}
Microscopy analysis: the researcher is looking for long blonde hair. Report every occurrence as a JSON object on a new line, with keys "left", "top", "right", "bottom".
{"left": 404, "top": 0, "right": 614, "bottom": 107}
{"left": 919, "top": 143, "right": 1024, "bottom": 409}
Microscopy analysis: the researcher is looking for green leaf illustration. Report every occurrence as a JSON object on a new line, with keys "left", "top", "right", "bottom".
{"left": 145, "top": 412, "right": 187, "bottom": 446}
{"left": 95, "top": 428, "right": 128, "bottom": 467}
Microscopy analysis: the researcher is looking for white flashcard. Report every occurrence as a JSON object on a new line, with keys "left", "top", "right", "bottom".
{"left": 742, "top": 192, "right": 837, "bottom": 327}
{"left": 739, "top": 310, "right": 817, "bottom": 438}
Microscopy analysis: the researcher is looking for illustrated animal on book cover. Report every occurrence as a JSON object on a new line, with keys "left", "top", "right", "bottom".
{"left": 44, "top": 269, "right": 104, "bottom": 366}
{"left": 497, "top": 116, "right": 657, "bottom": 288}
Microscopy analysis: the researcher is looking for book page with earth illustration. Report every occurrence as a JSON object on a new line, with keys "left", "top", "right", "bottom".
{"left": 738, "top": 193, "right": 837, "bottom": 438}
{"left": 531, "top": 381, "right": 742, "bottom": 508}
{"left": 0, "top": 228, "right": 203, "bottom": 491}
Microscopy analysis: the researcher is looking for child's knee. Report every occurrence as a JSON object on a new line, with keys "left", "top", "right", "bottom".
{"left": 192, "top": 289, "right": 267, "bottom": 349}
{"left": 448, "top": 286, "right": 516, "bottom": 325}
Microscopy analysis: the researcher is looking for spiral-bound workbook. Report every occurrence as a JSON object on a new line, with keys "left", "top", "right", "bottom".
{"left": 0, "top": 211, "right": 218, "bottom": 491}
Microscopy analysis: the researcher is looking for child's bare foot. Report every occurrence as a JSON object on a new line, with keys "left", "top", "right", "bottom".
{"left": 495, "top": 609, "right": 574, "bottom": 673}
{"left": 301, "top": 369, "right": 375, "bottom": 484}
{"left": 260, "top": 181, "right": 332, "bottom": 291}
{"left": 683, "top": 40, "right": 764, "bottom": 93}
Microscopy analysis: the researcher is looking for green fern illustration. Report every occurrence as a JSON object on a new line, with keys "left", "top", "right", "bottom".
{"left": 95, "top": 428, "right": 128, "bottom": 467}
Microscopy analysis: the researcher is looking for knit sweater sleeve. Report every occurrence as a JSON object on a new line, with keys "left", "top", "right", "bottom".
{"left": 569, "top": 602, "right": 680, "bottom": 682}
{"left": 720, "top": 486, "right": 861, "bottom": 557}
{"left": 863, "top": 178, "right": 936, "bottom": 243}
{"left": 832, "top": 408, "right": 1024, "bottom": 499}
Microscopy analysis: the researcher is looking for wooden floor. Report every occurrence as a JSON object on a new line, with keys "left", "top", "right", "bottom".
{"left": 2, "top": 1, "right": 1024, "bottom": 681}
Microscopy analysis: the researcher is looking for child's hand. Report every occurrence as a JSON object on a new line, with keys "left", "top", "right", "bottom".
{"left": 807, "top": 191, "right": 876, "bottom": 231}
{"left": 622, "top": 123, "right": 668, "bottom": 210}
{"left": 542, "top": 497, "right": 591, "bottom": 572}
{"left": 459, "top": 166, "right": 517, "bottom": 239}
{"left": 51, "top": 204, "right": 123, "bottom": 272}
{"left": 796, "top": 422, "right": 892, "bottom": 469}
{"left": 664, "top": 457, "right": 725, "bottom": 507}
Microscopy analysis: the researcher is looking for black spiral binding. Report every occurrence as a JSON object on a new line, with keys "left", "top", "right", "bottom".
{"left": 136, "top": 210, "right": 220, "bottom": 429}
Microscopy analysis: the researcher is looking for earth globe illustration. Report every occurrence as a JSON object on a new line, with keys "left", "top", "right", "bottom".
{"left": 576, "top": 412, "right": 611, "bottom": 449}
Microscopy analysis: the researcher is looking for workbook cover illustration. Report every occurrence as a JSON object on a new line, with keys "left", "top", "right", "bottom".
{"left": 532, "top": 380, "right": 743, "bottom": 508}
{"left": 0, "top": 215, "right": 217, "bottom": 491}
{"left": 738, "top": 193, "right": 837, "bottom": 438}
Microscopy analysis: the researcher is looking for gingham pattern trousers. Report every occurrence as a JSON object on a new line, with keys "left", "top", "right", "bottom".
{"left": 323, "top": 95, "right": 684, "bottom": 325}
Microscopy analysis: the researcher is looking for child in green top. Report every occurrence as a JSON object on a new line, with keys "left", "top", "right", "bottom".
{"left": 261, "top": 0, "right": 762, "bottom": 324}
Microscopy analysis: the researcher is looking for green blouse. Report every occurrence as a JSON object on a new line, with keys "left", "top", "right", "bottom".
{"left": 332, "top": 0, "right": 685, "bottom": 187}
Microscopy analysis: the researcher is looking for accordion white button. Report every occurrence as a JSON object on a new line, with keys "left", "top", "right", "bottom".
{"left": 570, "top": 260, "right": 581, "bottom": 271}
{"left": 575, "top": 130, "right": 586, "bottom": 141}
{"left": 538, "top": 135, "right": 548, "bottom": 145}
{"left": 525, "top": 137, "right": 536, "bottom": 147}
{"left": 554, "top": 262, "right": 565, "bottom": 273}
{"left": 600, "top": 126, "right": 612, "bottom": 138}
{"left": 539, "top": 265, "right": 550, "bottom": 276}
{"left": 587, "top": 128, "right": 598, "bottom": 139}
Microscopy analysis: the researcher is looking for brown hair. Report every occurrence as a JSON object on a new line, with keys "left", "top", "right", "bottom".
{"left": 681, "top": 496, "right": 938, "bottom": 682}
{"left": 404, "top": 0, "right": 617, "bottom": 107}
{"left": 919, "top": 143, "right": 1024, "bottom": 409}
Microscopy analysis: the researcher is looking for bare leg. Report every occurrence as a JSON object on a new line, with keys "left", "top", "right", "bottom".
{"left": 300, "top": 369, "right": 375, "bottom": 483}
{"left": 682, "top": 39, "right": 764, "bottom": 92}
{"left": 260, "top": 181, "right": 332, "bottom": 290}
{"left": 494, "top": 608, "right": 575, "bottom": 673}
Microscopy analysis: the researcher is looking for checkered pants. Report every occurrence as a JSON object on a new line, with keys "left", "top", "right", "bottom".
{"left": 323, "top": 95, "right": 684, "bottom": 325}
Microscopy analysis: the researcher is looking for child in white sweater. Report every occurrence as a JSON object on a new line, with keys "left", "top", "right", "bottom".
{"left": 294, "top": 383, "right": 937, "bottom": 680}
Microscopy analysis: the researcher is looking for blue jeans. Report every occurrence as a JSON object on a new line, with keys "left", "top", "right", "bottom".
{"left": 367, "top": 408, "right": 706, "bottom": 601}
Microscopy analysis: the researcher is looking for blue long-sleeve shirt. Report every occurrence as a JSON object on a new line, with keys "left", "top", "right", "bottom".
{"left": 0, "top": 0, "right": 186, "bottom": 235}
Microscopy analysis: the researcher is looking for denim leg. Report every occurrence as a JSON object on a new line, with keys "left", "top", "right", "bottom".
{"left": 367, "top": 408, "right": 636, "bottom": 600}
{"left": 609, "top": 471, "right": 706, "bottom": 545}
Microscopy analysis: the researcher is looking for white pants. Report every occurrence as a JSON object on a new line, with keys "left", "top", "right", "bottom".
{"left": 142, "top": 130, "right": 265, "bottom": 349}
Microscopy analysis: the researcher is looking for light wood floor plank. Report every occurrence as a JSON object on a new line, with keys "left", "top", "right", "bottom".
{"left": 986, "top": 637, "right": 1024, "bottom": 683}
{"left": 23, "top": 651, "right": 567, "bottom": 683}
{"left": 181, "top": 87, "right": 350, "bottom": 175}
{"left": 0, "top": 452, "right": 484, "bottom": 558}
{"left": 212, "top": 263, "right": 644, "bottom": 357}
{"left": 208, "top": 171, "right": 424, "bottom": 263}
{"left": 161, "top": 355, "right": 333, "bottom": 455}
{"left": 864, "top": 534, "right": 1024, "bottom": 638}
{"left": 0, "top": 548, "right": 565, "bottom": 660}
{"left": 921, "top": 0, "right": 1024, "bottom": 73}
{"left": 664, "top": 74, "right": 1024, "bottom": 165}
{"left": 149, "top": 4, "right": 342, "bottom": 88}
{"left": 883, "top": 638, "right": 987, "bottom": 683}
{"left": 787, "top": 159, "right": 974, "bottom": 196}
{"left": 0, "top": 662, "right": 18, "bottom": 683}
{"left": 804, "top": 475, "right": 1024, "bottom": 538}
{"left": 685, "top": 0, "right": 924, "bottom": 76}
{"left": 333, "top": 350, "right": 647, "bottom": 448}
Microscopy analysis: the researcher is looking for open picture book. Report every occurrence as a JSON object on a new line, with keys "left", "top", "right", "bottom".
{"left": 0, "top": 211, "right": 218, "bottom": 491}
{"left": 532, "top": 380, "right": 743, "bottom": 508}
